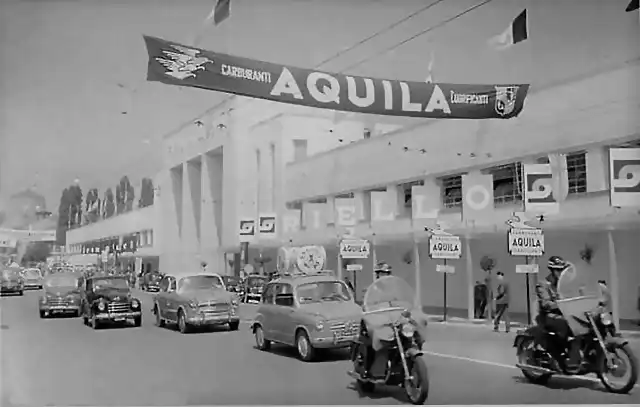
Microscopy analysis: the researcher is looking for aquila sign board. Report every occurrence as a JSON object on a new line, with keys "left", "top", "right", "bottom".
{"left": 143, "top": 36, "right": 530, "bottom": 120}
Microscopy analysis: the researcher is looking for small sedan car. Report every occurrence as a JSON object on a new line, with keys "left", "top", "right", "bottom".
{"left": 243, "top": 275, "right": 267, "bottom": 303}
{"left": 251, "top": 271, "right": 363, "bottom": 361}
{"left": 222, "top": 276, "right": 243, "bottom": 298}
{"left": 141, "top": 272, "right": 162, "bottom": 292}
{"left": 39, "top": 272, "right": 82, "bottom": 318}
{"left": 80, "top": 275, "right": 142, "bottom": 329}
{"left": 152, "top": 273, "right": 240, "bottom": 334}
{"left": 22, "top": 268, "right": 43, "bottom": 290}
{"left": 1, "top": 267, "right": 24, "bottom": 296}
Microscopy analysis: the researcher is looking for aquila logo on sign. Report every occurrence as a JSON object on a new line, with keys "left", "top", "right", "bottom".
{"left": 339, "top": 239, "right": 370, "bottom": 259}
{"left": 258, "top": 214, "right": 276, "bottom": 238}
{"left": 144, "top": 36, "right": 530, "bottom": 120}
{"left": 508, "top": 228, "right": 544, "bottom": 257}
{"left": 239, "top": 219, "right": 255, "bottom": 242}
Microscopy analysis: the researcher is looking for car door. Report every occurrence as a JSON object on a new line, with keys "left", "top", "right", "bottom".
{"left": 155, "top": 277, "right": 169, "bottom": 317}
{"left": 164, "top": 277, "right": 179, "bottom": 322}
{"left": 258, "top": 283, "right": 276, "bottom": 340}
{"left": 272, "top": 283, "right": 296, "bottom": 344}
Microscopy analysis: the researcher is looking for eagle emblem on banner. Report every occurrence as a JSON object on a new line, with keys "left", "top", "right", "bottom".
{"left": 494, "top": 86, "right": 519, "bottom": 116}
{"left": 155, "top": 45, "right": 213, "bottom": 80}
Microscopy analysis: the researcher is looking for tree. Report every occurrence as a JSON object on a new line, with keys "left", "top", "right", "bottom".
{"left": 84, "top": 188, "right": 99, "bottom": 223}
{"left": 138, "top": 178, "right": 155, "bottom": 208}
{"left": 104, "top": 188, "right": 116, "bottom": 218}
{"left": 56, "top": 187, "right": 72, "bottom": 245}
{"left": 21, "top": 242, "right": 51, "bottom": 264}
{"left": 116, "top": 176, "right": 133, "bottom": 214}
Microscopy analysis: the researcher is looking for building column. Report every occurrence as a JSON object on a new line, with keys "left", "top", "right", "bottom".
{"left": 413, "top": 236, "right": 422, "bottom": 310}
{"left": 181, "top": 160, "right": 200, "bottom": 273}
{"left": 162, "top": 168, "right": 183, "bottom": 273}
{"left": 201, "top": 151, "right": 225, "bottom": 272}
{"left": 465, "top": 236, "right": 475, "bottom": 320}
{"left": 607, "top": 230, "right": 621, "bottom": 329}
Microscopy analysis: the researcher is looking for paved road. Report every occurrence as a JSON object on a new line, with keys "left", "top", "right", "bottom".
{"left": 1, "top": 290, "right": 639, "bottom": 406}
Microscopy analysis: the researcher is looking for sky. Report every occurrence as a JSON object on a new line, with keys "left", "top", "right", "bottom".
{"left": 0, "top": 0, "right": 637, "bottom": 211}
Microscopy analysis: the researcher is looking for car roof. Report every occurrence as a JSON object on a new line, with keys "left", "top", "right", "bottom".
{"left": 44, "top": 272, "right": 79, "bottom": 280}
{"left": 166, "top": 273, "right": 223, "bottom": 279}
{"left": 269, "top": 273, "right": 340, "bottom": 287}
{"left": 88, "top": 274, "right": 125, "bottom": 280}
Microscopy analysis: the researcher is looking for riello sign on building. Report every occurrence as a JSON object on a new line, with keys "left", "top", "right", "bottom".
{"left": 144, "top": 36, "right": 530, "bottom": 120}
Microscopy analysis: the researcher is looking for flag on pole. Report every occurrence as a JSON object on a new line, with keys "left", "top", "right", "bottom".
{"left": 206, "top": 0, "right": 231, "bottom": 26}
{"left": 627, "top": 0, "right": 639, "bottom": 12}
{"left": 488, "top": 9, "right": 529, "bottom": 50}
{"left": 425, "top": 51, "right": 435, "bottom": 83}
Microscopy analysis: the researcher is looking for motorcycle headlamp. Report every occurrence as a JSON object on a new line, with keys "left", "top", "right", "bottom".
{"left": 401, "top": 323, "right": 416, "bottom": 338}
{"left": 188, "top": 300, "right": 198, "bottom": 309}
{"left": 315, "top": 321, "right": 325, "bottom": 331}
{"left": 600, "top": 312, "right": 613, "bottom": 326}
{"left": 97, "top": 301, "right": 106, "bottom": 311}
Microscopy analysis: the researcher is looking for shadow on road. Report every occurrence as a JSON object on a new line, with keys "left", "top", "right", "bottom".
{"left": 512, "top": 375, "right": 609, "bottom": 393}
{"left": 252, "top": 344, "right": 351, "bottom": 362}
{"left": 345, "top": 380, "right": 410, "bottom": 404}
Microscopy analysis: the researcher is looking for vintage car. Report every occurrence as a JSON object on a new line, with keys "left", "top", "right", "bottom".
{"left": 152, "top": 273, "right": 240, "bottom": 334}
{"left": 141, "top": 271, "right": 162, "bottom": 292}
{"left": 22, "top": 268, "right": 43, "bottom": 290}
{"left": 39, "top": 272, "right": 83, "bottom": 317}
{"left": 222, "top": 276, "right": 243, "bottom": 297}
{"left": 80, "top": 275, "right": 142, "bottom": 329}
{"left": 251, "top": 270, "right": 363, "bottom": 361}
{"left": 243, "top": 275, "right": 267, "bottom": 303}
{"left": 1, "top": 267, "right": 24, "bottom": 296}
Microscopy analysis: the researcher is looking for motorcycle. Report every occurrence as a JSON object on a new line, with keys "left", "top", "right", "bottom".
{"left": 514, "top": 262, "right": 638, "bottom": 394}
{"left": 347, "top": 275, "right": 430, "bottom": 404}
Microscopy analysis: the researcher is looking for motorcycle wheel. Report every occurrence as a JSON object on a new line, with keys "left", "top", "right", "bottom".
{"left": 517, "top": 338, "right": 552, "bottom": 384}
{"left": 405, "top": 356, "right": 429, "bottom": 405}
{"left": 597, "top": 343, "right": 639, "bottom": 394}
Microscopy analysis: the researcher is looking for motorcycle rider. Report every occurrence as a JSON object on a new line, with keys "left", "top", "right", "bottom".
{"left": 535, "top": 255, "right": 581, "bottom": 371}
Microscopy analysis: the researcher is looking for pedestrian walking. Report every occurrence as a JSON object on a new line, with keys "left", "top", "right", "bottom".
{"left": 493, "top": 271, "right": 510, "bottom": 332}
{"left": 474, "top": 280, "right": 487, "bottom": 318}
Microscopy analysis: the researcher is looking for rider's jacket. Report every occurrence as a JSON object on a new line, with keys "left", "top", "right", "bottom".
{"left": 536, "top": 274, "right": 562, "bottom": 315}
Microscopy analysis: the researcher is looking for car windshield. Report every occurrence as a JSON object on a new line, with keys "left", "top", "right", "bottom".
{"left": 93, "top": 278, "right": 129, "bottom": 290}
{"left": 296, "top": 281, "right": 352, "bottom": 304}
{"left": 179, "top": 275, "right": 224, "bottom": 291}
{"left": 247, "top": 277, "right": 266, "bottom": 287}
{"left": 45, "top": 274, "right": 78, "bottom": 288}
{"left": 24, "top": 269, "right": 41, "bottom": 279}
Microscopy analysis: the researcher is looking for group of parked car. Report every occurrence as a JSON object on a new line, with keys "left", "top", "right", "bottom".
{"left": 0, "top": 265, "right": 44, "bottom": 295}
{"left": 221, "top": 274, "right": 268, "bottom": 303}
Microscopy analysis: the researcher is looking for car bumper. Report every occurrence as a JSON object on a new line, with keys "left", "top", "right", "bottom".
{"left": 187, "top": 313, "right": 240, "bottom": 326}
{"left": 310, "top": 333, "right": 359, "bottom": 349}
{"left": 24, "top": 283, "right": 42, "bottom": 289}
{"left": 1, "top": 285, "right": 23, "bottom": 292}
{"left": 95, "top": 311, "right": 142, "bottom": 321}
{"left": 40, "top": 305, "right": 80, "bottom": 312}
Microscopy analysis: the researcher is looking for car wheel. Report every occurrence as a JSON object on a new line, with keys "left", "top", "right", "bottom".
{"left": 296, "top": 330, "right": 316, "bottom": 362}
{"left": 91, "top": 315, "right": 101, "bottom": 330}
{"left": 154, "top": 305, "right": 165, "bottom": 327}
{"left": 133, "top": 316, "right": 142, "bottom": 327}
{"left": 254, "top": 325, "right": 271, "bottom": 351}
{"left": 229, "top": 321, "right": 240, "bottom": 331}
{"left": 39, "top": 310, "right": 46, "bottom": 319}
{"left": 177, "top": 309, "right": 192, "bottom": 334}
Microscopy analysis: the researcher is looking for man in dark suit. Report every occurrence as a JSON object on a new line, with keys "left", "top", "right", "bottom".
{"left": 493, "top": 271, "right": 510, "bottom": 332}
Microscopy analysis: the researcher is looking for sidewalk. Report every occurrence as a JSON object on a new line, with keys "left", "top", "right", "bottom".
{"left": 422, "top": 305, "right": 640, "bottom": 339}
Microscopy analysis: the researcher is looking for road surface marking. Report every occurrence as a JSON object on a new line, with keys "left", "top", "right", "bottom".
{"left": 425, "top": 350, "right": 640, "bottom": 388}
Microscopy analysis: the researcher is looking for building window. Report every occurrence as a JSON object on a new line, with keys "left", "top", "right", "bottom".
{"left": 484, "top": 162, "right": 523, "bottom": 204}
{"left": 148, "top": 230, "right": 154, "bottom": 247}
{"left": 308, "top": 198, "right": 327, "bottom": 204}
{"left": 285, "top": 202, "right": 302, "bottom": 210}
{"left": 402, "top": 180, "right": 424, "bottom": 208}
{"left": 363, "top": 128, "right": 372, "bottom": 139}
{"left": 440, "top": 175, "right": 462, "bottom": 208}
{"left": 566, "top": 152, "right": 587, "bottom": 195}
{"left": 335, "top": 192, "right": 354, "bottom": 199}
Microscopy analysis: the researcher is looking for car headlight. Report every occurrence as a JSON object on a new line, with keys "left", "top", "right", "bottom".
{"left": 600, "top": 312, "right": 613, "bottom": 326}
{"left": 131, "top": 299, "right": 140, "bottom": 308}
{"left": 231, "top": 299, "right": 239, "bottom": 307}
{"left": 315, "top": 321, "right": 325, "bottom": 331}
{"left": 40, "top": 296, "right": 47, "bottom": 304}
{"left": 97, "top": 301, "right": 106, "bottom": 311}
{"left": 188, "top": 300, "right": 198, "bottom": 309}
{"left": 402, "top": 323, "right": 416, "bottom": 338}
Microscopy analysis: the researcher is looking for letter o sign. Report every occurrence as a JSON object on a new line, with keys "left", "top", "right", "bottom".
{"left": 465, "top": 185, "right": 491, "bottom": 210}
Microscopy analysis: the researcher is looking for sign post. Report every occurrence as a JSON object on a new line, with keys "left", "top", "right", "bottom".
{"left": 428, "top": 233, "right": 462, "bottom": 322}
{"left": 508, "top": 227, "right": 544, "bottom": 325}
{"left": 340, "top": 238, "right": 370, "bottom": 300}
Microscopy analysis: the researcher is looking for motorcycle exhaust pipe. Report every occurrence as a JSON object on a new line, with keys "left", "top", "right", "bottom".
{"left": 515, "top": 363, "right": 554, "bottom": 375}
